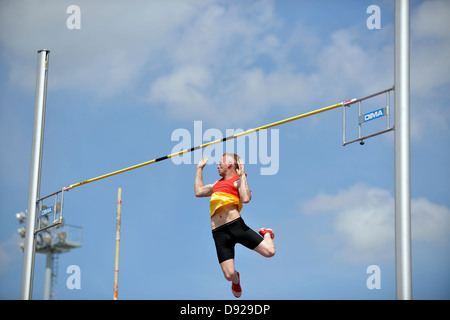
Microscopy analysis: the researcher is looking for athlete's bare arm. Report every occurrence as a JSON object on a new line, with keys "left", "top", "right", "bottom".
{"left": 235, "top": 158, "right": 251, "bottom": 203}
{"left": 195, "top": 156, "right": 215, "bottom": 197}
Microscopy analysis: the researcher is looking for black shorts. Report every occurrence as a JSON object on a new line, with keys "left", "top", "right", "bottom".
{"left": 212, "top": 217, "right": 263, "bottom": 263}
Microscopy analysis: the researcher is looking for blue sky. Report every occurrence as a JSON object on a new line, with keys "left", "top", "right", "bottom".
{"left": 1, "top": 0, "right": 449, "bottom": 300}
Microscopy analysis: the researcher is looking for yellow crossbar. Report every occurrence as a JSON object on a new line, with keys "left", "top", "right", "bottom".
{"left": 64, "top": 99, "right": 355, "bottom": 190}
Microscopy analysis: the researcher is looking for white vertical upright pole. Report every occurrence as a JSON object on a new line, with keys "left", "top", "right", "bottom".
{"left": 21, "top": 49, "right": 50, "bottom": 300}
{"left": 394, "top": 0, "right": 412, "bottom": 300}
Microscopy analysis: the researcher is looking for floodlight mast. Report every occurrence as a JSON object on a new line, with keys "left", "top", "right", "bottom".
{"left": 21, "top": 49, "right": 50, "bottom": 300}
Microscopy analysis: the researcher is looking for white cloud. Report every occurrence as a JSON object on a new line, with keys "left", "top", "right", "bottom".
{"left": 150, "top": 0, "right": 449, "bottom": 137}
{"left": 151, "top": 64, "right": 213, "bottom": 118}
{"left": 1, "top": 0, "right": 448, "bottom": 133}
{"left": 302, "top": 183, "right": 450, "bottom": 262}
{"left": 408, "top": 0, "right": 450, "bottom": 138}
{"left": 412, "top": 197, "right": 450, "bottom": 243}
{"left": 148, "top": 0, "right": 291, "bottom": 125}
{"left": 0, "top": 0, "right": 208, "bottom": 94}
{"left": 412, "top": 0, "right": 450, "bottom": 39}
{"left": 315, "top": 28, "right": 394, "bottom": 98}
{"left": 147, "top": 2, "right": 396, "bottom": 126}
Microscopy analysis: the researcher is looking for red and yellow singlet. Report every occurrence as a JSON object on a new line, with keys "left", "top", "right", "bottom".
{"left": 209, "top": 174, "right": 243, "bottom": 217}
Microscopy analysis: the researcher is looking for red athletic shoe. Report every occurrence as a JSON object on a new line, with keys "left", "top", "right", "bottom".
{"left": 231, "top": 272, "right": 242, "bottom": 298}
{"left": 259, "top": 228, "right": 275, "bottom": 239}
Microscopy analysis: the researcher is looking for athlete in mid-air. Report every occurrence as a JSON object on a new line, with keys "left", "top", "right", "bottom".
{"left": 194, "top": 153, "right": 276, "bottom": 298}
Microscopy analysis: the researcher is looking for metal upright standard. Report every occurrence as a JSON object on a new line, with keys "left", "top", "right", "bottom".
{"left": 21, "top": 50, "right": 50, "bottom": 300}
{"left": 394, "top": 0, "right": 412, "bottom": 300}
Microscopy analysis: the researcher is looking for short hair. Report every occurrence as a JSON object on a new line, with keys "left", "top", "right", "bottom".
{"left": 223, "top": 153, "right": 241, "bottom": 170}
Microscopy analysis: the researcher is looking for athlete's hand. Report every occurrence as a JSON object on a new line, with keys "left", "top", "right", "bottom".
{"left": 197, "top": 156, "right": 209, "bottom": 169}
{"left": 236, "top": 158, "right": 245, "bottom": 177}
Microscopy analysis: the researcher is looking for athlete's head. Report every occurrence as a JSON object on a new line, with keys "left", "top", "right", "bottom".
{"left": 218, "top": 153, "right": 241, "bottom": 176}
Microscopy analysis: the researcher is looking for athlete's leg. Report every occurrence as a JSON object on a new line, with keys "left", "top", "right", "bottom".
{"left": 212, "top": 219, "right": 243, "bottom": 297}
{"left": 253, "top": 233, "right": 276, "bottom": 258}
{"left": 220, "top": 258, "right": 242, "bottom": 298}
{"left": 234, "top": 219, "right": 276, "bottom": 258}
{"left": 213, "top": 225, "right": 236, "bottom": 281}
{"left": 220, "top": 258, "right": 239, "bottom": 283}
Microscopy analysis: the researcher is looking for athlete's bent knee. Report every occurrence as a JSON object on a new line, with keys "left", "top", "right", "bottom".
{"left": 263, "top": 247, "right": 276, "bottom": 258}
{"left": 223, "top": 272, "right": 234, "bottom": 282}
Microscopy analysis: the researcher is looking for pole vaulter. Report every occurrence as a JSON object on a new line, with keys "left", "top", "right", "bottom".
{"left": 63, "top": 98, "right": 356, "bottom": 192}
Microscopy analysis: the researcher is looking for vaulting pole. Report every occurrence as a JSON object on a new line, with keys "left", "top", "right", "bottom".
{"left": 21, "top": 49, "right": 50, "bottom": 300}
{"left": 113, "top": 187, "right": 122, "bottom": 300}
{"left": 394, "top": 0, "right": 412, "bottom": 300}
